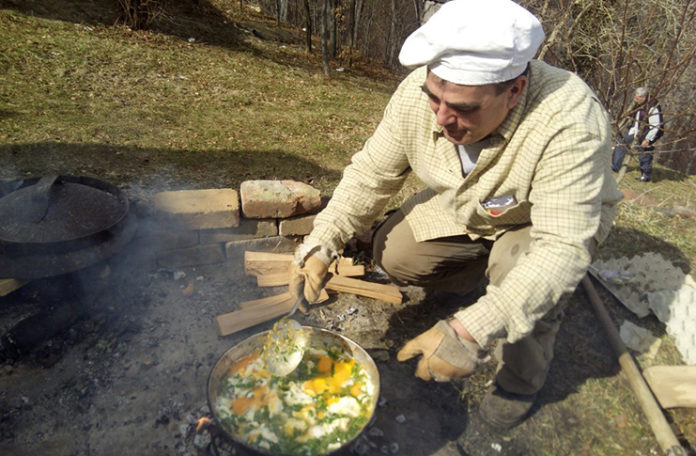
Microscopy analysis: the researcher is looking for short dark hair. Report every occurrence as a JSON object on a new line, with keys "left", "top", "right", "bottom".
{"left": 494, "top": 64, "right": 529, "bottom": 95}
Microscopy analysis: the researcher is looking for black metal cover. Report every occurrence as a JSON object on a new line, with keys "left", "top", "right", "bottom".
{"left": 0, "top": 175, "right": 136, "bottom": 280}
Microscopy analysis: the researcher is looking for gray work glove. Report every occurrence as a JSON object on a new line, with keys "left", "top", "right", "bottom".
{"left": 397, "top": 320, "right": 487, "bottom": 382}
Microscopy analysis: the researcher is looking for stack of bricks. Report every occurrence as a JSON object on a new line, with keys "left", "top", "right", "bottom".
{"left": 147, "top": 180, "right": 324, "bottom": 270}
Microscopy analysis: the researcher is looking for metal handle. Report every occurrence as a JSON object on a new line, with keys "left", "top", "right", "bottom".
{"left": 28, "top": 175, "right": 60, "bottom": 223}
{"left": 286, "top": 295, "right": 305, "bottom": 318}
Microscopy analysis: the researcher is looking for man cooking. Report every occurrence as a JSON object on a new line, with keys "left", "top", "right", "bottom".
{"left": 291, "top": 0, "right": 622, "bottom": 430}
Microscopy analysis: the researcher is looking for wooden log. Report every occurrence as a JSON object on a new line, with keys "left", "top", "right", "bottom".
{"left": 256, "top": 272, "right": 293, "bottom": 287}
{"left": 0, "top": 278, "right": 27, "bottom": 297}
{"left": 214, "top": 292, "right": 295, "bottom": 336}
{"left": 255, "top": 264, "right": 366, "bottom": 287}
{"left": 239, "top": 289, "right": 329, "bottom": 309}
{"left": 326, "top": 276, "right": 402, "bottom": 304}
{"left": 238, "top": 292, "right": 294, "bottom": 309}
{"left": 244, "top": 251, "right": 362, "bottom": 278}
{"left": 244, "top": 251, "right": 293, "bottom": 276}
{"left": 643, "top": 365, "right": 696, "bottom": 409}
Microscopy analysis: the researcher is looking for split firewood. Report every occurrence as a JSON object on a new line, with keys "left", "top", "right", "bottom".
{"left": 325, "top": 276, "right": 402, "bottom": 304}
{"left": 244, "top": 251, "right": 359, "bottom": 277}
{"left": 214, "top": 291, "right": 295, "bottom": 336}
{"left": 244, "top": 251, "right": 294, "bottom": 276}
{"left": 239, "top": 289, "right": 329, "bottom": 309}
{"left": 255, "top": 264, "right": 365, "bottom": 287}
{"left": 0, "top": 278, "right": 27, "bottom": 297}
{"left": 643, "top": 365, "right": 696, "bottom": 409}
{"left": 215, "top": 289, "right": 331, "bottom": 336}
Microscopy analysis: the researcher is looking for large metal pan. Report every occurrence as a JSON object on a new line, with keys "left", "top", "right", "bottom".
{"left": 207, "top": 326, "right": 380, "bottom": 456}
{"left": 0, "top": 175, "right": 136, "bottom": 280}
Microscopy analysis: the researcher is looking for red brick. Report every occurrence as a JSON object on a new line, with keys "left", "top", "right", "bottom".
{"left": 240, "top": 180, "right": 321, "bottom": 219}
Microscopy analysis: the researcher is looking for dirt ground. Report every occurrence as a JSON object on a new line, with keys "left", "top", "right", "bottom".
{"left": 0, "top": 200, "right": 692, "bottom": 456}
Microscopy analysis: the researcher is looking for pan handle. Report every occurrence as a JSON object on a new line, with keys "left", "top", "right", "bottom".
{"left": 27, "top": 175, "right": 60, "bottom": 223}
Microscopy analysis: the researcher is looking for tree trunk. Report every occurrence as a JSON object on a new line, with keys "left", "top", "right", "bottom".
{"left": 353, "top": 0, "right": 363, "bottom": 51}
{"left": 304, "top": 0, "right": 312, "bottom": 53}
{"left": 413, "top": 0, "right": 423, "bottom": 25}
{"left": 279, "top": 0, "right": 288, "bottom": 22}
{"left": 347, "top": 0, "right": 356, "bottom": 66}
{"left": 321, "top": 0, "right": 331, "bottom": 77}
{"left": 360, "top": 0, "right": 373, "bottom": 59}
{"left": 387, "top": 0, "right": 397, "bottom": 66}
{"left": 329, "top": 0, "right": 337, "bottom": 58}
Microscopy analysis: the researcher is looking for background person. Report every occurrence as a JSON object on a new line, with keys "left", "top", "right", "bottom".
{"left": 291, "top": 0, "right": 622, "bottom": 430}
{"left": 611, "top": 87, "right": 664, "bottom": 181}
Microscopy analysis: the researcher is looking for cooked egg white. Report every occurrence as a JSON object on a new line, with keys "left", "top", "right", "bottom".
{"left": 216, "top": 340, "right": 374, "bottom": 455}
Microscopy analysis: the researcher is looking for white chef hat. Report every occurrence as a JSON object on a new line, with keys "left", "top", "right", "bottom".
{"left": 399, "top": 0, "right": 545, "bottom": 85}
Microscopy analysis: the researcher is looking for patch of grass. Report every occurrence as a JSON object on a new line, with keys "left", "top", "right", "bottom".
{"left": 0, "top": 1, "right": 397, "bottom": 193}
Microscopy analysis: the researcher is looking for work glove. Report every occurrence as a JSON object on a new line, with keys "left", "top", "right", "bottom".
{"left": 397, "top": 320, "right": 487, "bottom": 382}
{"left": 289, "top": 245, "right": 334, "bottom": 304}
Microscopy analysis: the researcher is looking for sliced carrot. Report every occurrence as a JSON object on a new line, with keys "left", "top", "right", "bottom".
{"left": 316, "top": 355, "right": 333, "bottom": 374}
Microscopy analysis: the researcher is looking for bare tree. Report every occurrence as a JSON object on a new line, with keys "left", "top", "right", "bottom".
{"left": 117, "top": 0, "right": 163, "bottom": 29}
{"left": 251, "top": 0, "right": 694, "bottom": 174}
{"left": 329, "top": 0, "right": 337, "bottom": 58}
{"left": 387, "top": 0, "right": 397, "bottom": 66}
{"left": 321, "top": 0, "right": 331, "bottom": 77}
{"left": 532, "top": 0, "right": 696, "bottom": 176}
{"left": 304, "top": 0, "right": 312, "bottom": 53}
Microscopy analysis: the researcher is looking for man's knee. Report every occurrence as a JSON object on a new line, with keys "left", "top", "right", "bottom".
{"left": 486, "top": 225, "right": 533, "bottom": 286}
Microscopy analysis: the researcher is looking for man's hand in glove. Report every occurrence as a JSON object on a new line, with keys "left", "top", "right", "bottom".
{"left": 397, "top": 320, "right": 487, "bottom": 382}
{"left": 289, "top": 252, "right": 331, "bottom": 304}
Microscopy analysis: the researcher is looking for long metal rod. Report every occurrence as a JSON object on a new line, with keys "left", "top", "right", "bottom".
{"left": 581, "top": 275, "right": 686, "bottom": 456}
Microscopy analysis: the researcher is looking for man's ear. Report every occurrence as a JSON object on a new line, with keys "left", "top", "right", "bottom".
{"left": 507, "top": 76, "right": 527, "bottom": 109}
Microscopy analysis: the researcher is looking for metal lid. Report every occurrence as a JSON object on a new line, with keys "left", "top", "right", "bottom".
{"left": 0, "top": 175, "right": 128, "bottom": 248}
{"left": 0, "top": 175, "right": 134, "bottom": 279}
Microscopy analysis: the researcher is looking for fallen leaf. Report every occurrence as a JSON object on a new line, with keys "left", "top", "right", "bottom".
{"left": 182, "top": 281, "right": 195, "bottom": 297}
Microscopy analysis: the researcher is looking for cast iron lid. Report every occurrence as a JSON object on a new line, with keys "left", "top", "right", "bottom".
{"left": 0, "top": 175, "right": 127, "bottom": 249}
{"left": 0, "top": 175, "right": 135, "bottom": 279}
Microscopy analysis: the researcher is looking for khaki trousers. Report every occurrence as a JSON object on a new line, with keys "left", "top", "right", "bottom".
{"left": 372, "top": 209, "right": 566, "bottom": 395}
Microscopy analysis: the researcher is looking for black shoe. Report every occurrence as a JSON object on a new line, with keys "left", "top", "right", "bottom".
{"left": 637, "top": 174, "right": 651, "bottom": 182}
{"left": 478, "top": 384, "right": 537, "bottom": 430}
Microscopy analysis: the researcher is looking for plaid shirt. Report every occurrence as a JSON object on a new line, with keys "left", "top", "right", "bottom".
{"left": 307, "top": 61, "right": 623, "bottom": 346}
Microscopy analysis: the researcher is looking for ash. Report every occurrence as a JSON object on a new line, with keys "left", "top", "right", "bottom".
{"left": 0, "top": 218, "right": 472, "bottom": 456}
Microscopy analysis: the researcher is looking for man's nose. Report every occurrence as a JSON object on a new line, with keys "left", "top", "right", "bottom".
{"left": 435, "top": 103, "right": 456, "bottom": 126}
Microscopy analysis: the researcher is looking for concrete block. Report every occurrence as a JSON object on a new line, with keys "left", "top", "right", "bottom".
{"left": 240, "top": 180, "right": 321, "bottom": 219}
{"left": 199, "top": 219, "right": 278, "bottom": 244}
{"left": 140, "top": 229, "right": 200, "bottom": 251}
{"left": 279, "top": 214, "right": 316, "bottom": 236}
{"left": 157, "top": 244, "right": 226, "bottom": 269}
{"left": 153, "top": 189, "right": 240, "bottom": 229}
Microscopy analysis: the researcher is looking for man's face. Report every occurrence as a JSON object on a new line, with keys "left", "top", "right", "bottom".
{"left": 634, "top": 94, "right": 647, "bottom": 105}
{"left": 422, "top": 71, "right": 526, "bottom": 145}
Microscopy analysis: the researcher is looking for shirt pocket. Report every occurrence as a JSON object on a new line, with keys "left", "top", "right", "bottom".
{"left": 476, "top": 196, "right": 531, "bottom": 224}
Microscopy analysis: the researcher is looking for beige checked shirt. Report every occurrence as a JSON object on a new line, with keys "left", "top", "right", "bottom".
{"left": 306, "top": 61, "right": 623, "bottom": 346}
